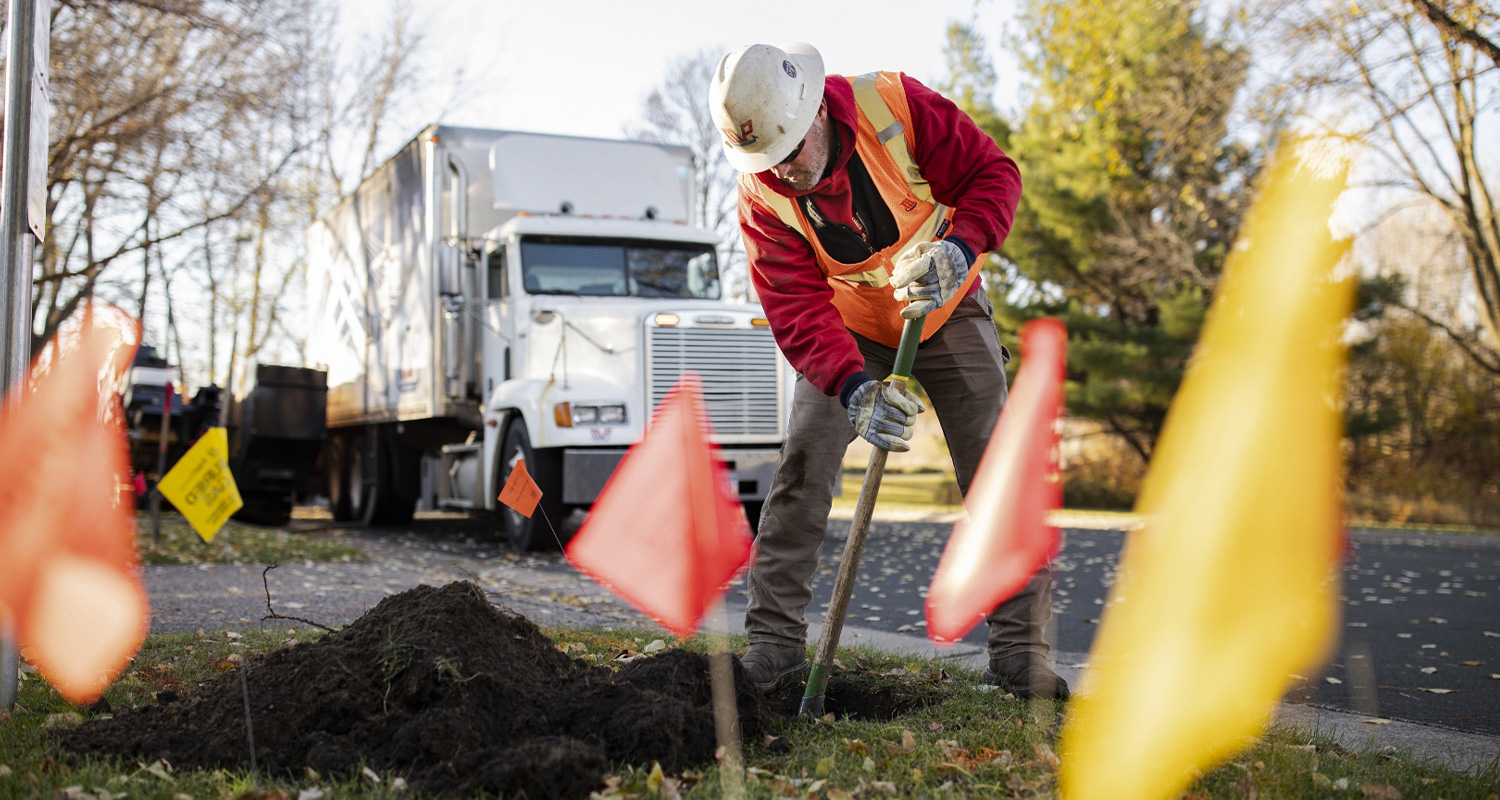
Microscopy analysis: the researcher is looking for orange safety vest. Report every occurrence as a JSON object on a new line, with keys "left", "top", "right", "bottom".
{"left": 742, "top": 71, "right": 985, "bottom": 348}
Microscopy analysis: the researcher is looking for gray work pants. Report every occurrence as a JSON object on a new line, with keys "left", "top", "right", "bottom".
{"left": 744, "top": 292, "right": 1055, "bottom": 660}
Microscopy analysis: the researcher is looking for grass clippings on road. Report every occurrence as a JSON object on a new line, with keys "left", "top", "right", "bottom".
{"left": 5, "top": 625, "right": 1498, "bottom": 799}
{"left": 135, "top": 510, "right": 365, "bottom": 566}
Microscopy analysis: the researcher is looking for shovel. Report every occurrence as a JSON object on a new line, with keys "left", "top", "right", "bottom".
{"left": 799, "top": 314, "right": 925, "bottom": 718}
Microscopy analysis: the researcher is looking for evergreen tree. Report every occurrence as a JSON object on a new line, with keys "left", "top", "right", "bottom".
{"left": 988, "top": 1, "right": 1259, "bottom": 461}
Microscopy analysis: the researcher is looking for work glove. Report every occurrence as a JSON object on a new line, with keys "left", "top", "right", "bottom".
{"left": 890, "top": 239, "right": 970, "bottom": 320}
{"left": 846, "top": 378, "right": 925, "bottom": 452}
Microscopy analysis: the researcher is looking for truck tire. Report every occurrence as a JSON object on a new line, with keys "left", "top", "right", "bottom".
{"left": 742, "top": 500, "right": 763, "bottom": 537}
{"left": 347, "top": 434, "right": 419, "bottom": 527}
{"left": 327, "top": 437, "right": 355, "bottom": 521}
{"left": 235, "top": 492, "right": 294, "bottom": 526}
{"left": 499, "top": 421, "right": 564, "bottom": 552}
{"left": 374, "top": 440, "right": 420, "bottom": 526}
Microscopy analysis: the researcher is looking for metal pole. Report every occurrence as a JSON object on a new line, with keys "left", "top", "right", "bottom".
{"left": 0, "top": 0, "right": 41, "bottom": 713}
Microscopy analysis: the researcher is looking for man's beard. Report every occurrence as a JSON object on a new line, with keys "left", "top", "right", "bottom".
{"left": 778, "top": 168, "right": 819, "bottom": 192}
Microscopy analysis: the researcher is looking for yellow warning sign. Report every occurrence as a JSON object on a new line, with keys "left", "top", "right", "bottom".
{"left": 157, "top": 427, "right": 243, "bottom": 542}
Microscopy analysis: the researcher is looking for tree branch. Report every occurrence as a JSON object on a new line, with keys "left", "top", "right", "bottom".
{"left": 1407, "top": 0, "right": 1500, "bottom": 67}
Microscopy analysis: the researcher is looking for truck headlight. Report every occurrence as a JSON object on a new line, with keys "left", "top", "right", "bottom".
{"left": 555, "top": 402, "right": 628, "bottom": 427}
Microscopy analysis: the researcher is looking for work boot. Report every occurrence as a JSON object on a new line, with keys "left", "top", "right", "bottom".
{"left": 982, "top": 652, "right": 1070, "bottom": 700}
{"left": 739, "top": 642, "right": 808, "bottom": 693}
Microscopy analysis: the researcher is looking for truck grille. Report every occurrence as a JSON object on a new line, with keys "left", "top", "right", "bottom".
{"left": 649, "top": 327, "right": 782, "bottom": 437}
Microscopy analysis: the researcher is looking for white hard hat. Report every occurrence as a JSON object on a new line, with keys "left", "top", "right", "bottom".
{"left": 709, "top": 42, "right": 825, "bottom": 173}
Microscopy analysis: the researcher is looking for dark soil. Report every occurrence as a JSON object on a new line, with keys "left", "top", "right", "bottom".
{"left": 60, "top": 581, "right": 937, "bottom": 799}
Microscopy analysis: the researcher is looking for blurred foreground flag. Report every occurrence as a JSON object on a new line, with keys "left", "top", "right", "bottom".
{"left": 0, "top": 309, "right": 149, "bottom": 705}
{"left": 925, "top": 317, "right": 1065, "bottom": 643}
{"left": 566, "top": 373, "right": 753, "bottom": 637}
{"left": 1059, "top": 139, "right": 1354, "bottom": 800}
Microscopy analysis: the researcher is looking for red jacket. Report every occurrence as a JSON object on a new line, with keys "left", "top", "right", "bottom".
{"left": 740, "top": 74, "right": 1022, "bottom": 399}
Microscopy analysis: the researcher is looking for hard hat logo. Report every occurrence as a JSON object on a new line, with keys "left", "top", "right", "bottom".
{"left": 783, "top": 60, "right": 797, "bottom": 78}
{"left": 725, "top": 120, "right": 758, "bottom": 148}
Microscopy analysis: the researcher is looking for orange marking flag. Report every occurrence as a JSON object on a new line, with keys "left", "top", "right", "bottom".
{"left": 1059, "top": 139, "right": 1353, "bottom": 800}
{"left": 498, "top": 457, "right": 543, "bottom": 518}
{"left": 925, "top": 317, "right": 1066, "bottom": 643}
{"left": 0, "top": 308, "right": 149, "bottom": 705}
{"left": 566, "top": 373, "right": 753, "bottom": 638}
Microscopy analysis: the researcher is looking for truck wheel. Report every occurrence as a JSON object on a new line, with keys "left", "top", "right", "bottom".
{"left": 499, "top": 421, "right": 564, "bottom": 552}
{"left": 327, "top": 437, "right": 354, "bottom": 521}
{"left": 234, "top": 492, "right": 294, "bottom": 526}
{"left": 372, "top": 440, "right": 419, "bottom": 525}
{"left": 347, "top": 434, "right": 419, "bottom": 527}
{"left": 742, "top": 500, "right": 763, "bottom": 536}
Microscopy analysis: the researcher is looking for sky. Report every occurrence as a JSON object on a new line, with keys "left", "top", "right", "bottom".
{"left": 343, "top": 0, "right": 1024, "bottom": 145}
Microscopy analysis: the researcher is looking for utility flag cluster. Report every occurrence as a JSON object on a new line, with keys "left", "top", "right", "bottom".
{"left": 565, "top": 373, "right": 753, "bottom": 638}
{"left": 0, "top": 309, "right": 149, "bottom": 704}
{"left": 925, "top": 317, "right": 1066, "bottom": 643}
{"left": 1059, "top": 139, "right": 1354, "bottom": 800}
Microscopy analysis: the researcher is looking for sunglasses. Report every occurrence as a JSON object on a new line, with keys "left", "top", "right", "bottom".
{"left": 777, "top": 135, "right": 806, "bottom": 167}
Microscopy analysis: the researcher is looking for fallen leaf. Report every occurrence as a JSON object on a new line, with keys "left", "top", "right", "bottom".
{"left": 815, "top": 757, "right": 834, "bottom": 778}
{"left": 1420, "top": 667, "right": 1437, "bottom": 674}
{"left": 297, "top": 790, "right": 324, "bottom": 800}
{"left": 647, "top": 762, "right": 664, "bottom": 794}
{"left": 868, "top": 780, "right": 897, "bottom": 794}
{"left": 1418, "top": 687, "right": 1454, "bottom": 693}
{"left": 1034, "top": 742, "right": 1061, "bottom": 769}
{"left": 1325, "top": 677, "right": 1343, "bottom": 685}
{"left": 1361, "top": 718, "right": 1392, "bottom": 725}
{"left": 362, "top": 766, "right": 381, "bottom": 784}
{"left": 1485, "top": 631, "right": 1499, "bottom": 638}
{"left": 845, "top": 739, "right": 869, "bottom": 756}
{"left": 827, "top": 789, "right": 854, "bottom": 800}
{"left": 1359, "top": 782, "right": 1402, "bottom": 799}
{"left": 1335, "top": 777, "right": 1350, "bottom": 790}
{"left": 863, "top": 756, "right": 875, "bottom": 772}
{"left": 806, "top": 779, "right": 826, "bottom": 794}
{"left": 1428, "top": 617, "right": 1447, "bottom": 624}
{"left": 1461, "top": 661, "right": 1481, "bottom": 666}
{"left": 1311, "top": 772, "right": 1333, "bottom": 788}
{"left": 44, "top": 712, "right": 84, "bottom": 729}
{"left": 1290, "top": 744, "right": 1317, "bottom": 752}
{"left": 659, "top": 776, "right": 680, "bottom": 800}
{"left": 928, "top": 722, "right": 944, "bottom": 732}
{"left": 643, "top": 639, "right": 667, "bottom": 654}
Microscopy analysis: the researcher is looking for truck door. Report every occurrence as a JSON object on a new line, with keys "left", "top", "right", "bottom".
{"left": 480, "top": 243, "right": 514, "bottom": 400}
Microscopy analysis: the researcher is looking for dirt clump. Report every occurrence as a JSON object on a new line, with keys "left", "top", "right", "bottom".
{"left": 61, "top": 581, "right": 770, "bottom": 799}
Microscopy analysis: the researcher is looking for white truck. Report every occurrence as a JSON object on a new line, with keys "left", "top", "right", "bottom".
{"left": 305, "top": 125, "right": 790, "bottom": 549}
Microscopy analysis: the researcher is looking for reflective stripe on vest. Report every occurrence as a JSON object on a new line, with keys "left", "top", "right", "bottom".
{"left": 743, "top": 71, "right": 984, "bottom": 348}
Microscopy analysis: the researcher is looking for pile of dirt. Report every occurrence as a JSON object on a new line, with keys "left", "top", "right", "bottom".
{"left": 61, "top": 581, "right": 771, "bottom": 799}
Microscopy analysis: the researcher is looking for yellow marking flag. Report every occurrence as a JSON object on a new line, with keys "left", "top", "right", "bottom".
{"left": 1059, "top": 140, "right": 1354, "bottom": 800}
{"left": 157, "top": 427, "right": 243, "bottom": 542}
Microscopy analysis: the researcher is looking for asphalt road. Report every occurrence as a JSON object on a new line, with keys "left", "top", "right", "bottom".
{"left": 143, "top": 511, "right": 1500, "bottom": 736}
{"left": 713, "top": 518, "right": 1500, "bottom": 737}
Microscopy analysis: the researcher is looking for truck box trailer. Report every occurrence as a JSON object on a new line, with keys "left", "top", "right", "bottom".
{"left": 305, "top": 125, "right": 790, "bottom": 549}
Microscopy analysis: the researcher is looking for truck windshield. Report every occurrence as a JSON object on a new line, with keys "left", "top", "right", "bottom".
{"left": 519, "top": 237, "right": 720, "bottom": 299}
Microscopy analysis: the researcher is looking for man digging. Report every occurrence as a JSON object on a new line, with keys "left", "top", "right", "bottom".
{"left": 709, "top": 41, "right": 1068, "bottom": 700}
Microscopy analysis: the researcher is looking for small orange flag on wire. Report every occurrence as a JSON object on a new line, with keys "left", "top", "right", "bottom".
{"left": 0, "top": 307, "right": 149, "bottom": 704}
{"left": 498, "top": 457, "right": 543, "bottom": 518}
{"left": 566, "top": 373, "right": 753, "bottom": 638}
{"left": 1058, "top": 139, "right": 1353, "bottom": 800}
{"left": 925, "top": 317, "right": 1066, "bottom": 643}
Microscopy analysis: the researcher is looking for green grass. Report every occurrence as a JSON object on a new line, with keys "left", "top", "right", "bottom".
{"left": 4, "top": 629, "right": 1496, "bottom": 799}
{"left": 135, "top": 510, "right": 365, "bottom": 566}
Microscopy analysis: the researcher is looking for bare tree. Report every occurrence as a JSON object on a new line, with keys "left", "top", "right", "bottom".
{"left": 32, "top": 0, "right": 319, "bottom": 366}
{"left": 626, "top": 49, "right": 749, "bottom": 301}
{"left": 1258, "top": 0, "right": 1500, "bottom": 374}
